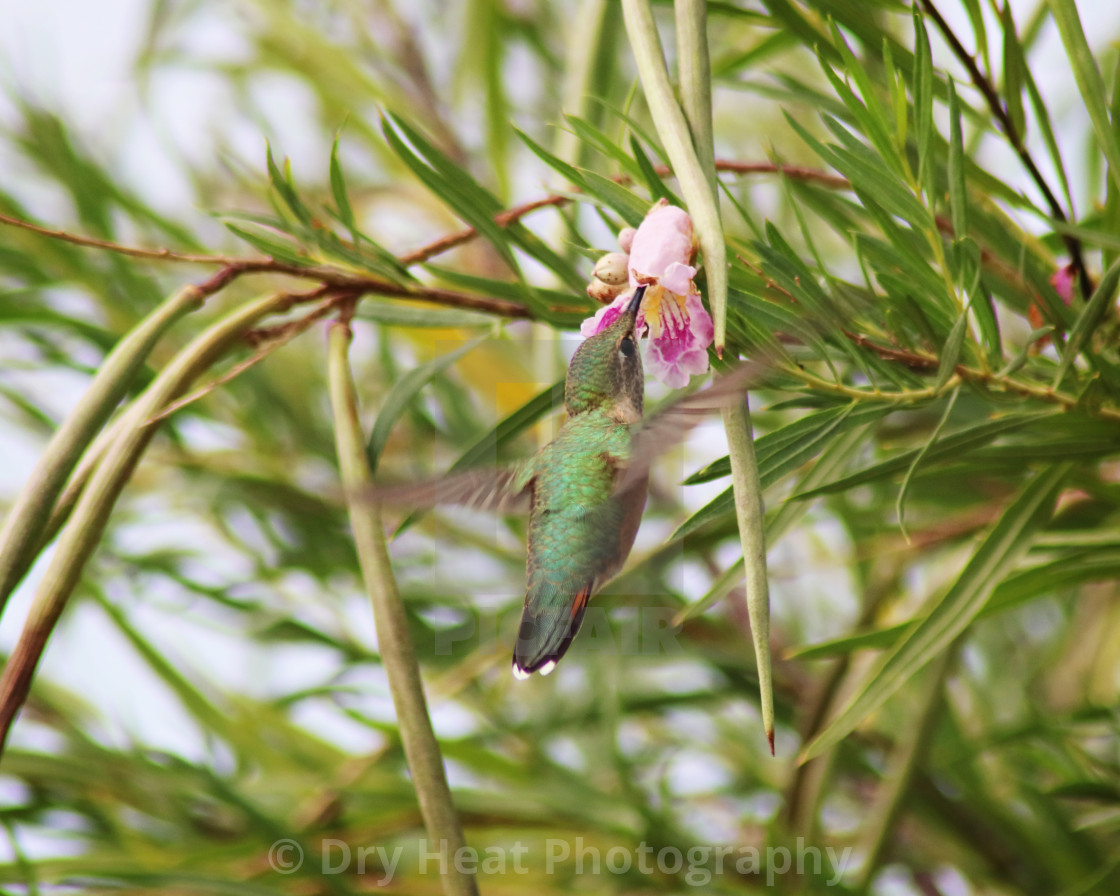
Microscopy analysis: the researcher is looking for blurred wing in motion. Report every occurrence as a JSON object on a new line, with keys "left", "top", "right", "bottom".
{"left": 356, "top": 464, "right": 534, "bottom": 514}
{"left": 616, "top": 361, "right": 768, "bottom": 495}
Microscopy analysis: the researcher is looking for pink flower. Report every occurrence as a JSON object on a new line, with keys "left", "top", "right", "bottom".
{"left": 641, "top": 288, "right": 715, "bottom": 388}
{"left": 581, "top": 201, "right": 714, "bottom": 387}
{"left": 1050, "top": 263, "right": 1076, "bottom": 305}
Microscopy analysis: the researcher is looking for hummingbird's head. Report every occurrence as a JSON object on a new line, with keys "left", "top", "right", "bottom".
{"left": 565, "top": 286, "right": 646, "bottom": 420}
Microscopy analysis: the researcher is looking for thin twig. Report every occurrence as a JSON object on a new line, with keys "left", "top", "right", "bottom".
{"left": 0, "top": 211, "right": 234, "bottom": 265}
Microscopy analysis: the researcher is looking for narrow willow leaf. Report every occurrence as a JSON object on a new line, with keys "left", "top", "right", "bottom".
{"left": 671, "top": 404, "right": 883, "bottom": 541}
{"left": 1000, "top": 3, "right": 1027, "bottom": 141}
{"left": 451, "top": 381, "right": 564, "bottom": 472}
{"left": 1048, "top": 0, "right": 1120, "bottom": 196}
{"left": 795, "top": 412, "right": 1053, "bottom": 499}
{"left": 820, "top": 34, "right": 899, "bottom": 177}
{"left": 380, "top": 113, "right": 519, "bottom": 272}
{"left": 630, "top": 136, "right": 677, "bottom": 205}
{"left": 790, "top": 549, "right": 1120, "bottom": 661}
{"left": 578, "top": 171, "right": 651, "bottom": 225}
{"left": 960, "top": 0, "right": 990, "bottom": 70}
{"left": 684, "top": 403, "right": 867, "bottom": 484}
{"left": 897, "top": 387, "right": 959, "bottom": 541}
{"left": 266, "top": 146, "right": 313, "bottom": 226}
{"left": 786, "top": 624, "right": 908, "bottom": 661}
{"left": 676, "top": 420, "right": 873, "bottom": 626}
{"left": 800, "top": 462, "right": 1072, "bottom": 762}
{"left": 970, "top": 284, "right": 1003, "bottom": 366}
{"left": 1052, "top": 256, "right": 1120, "bottom": 389}
{"left": 329, "top": 137, "right": 355, "bottom": 233}
{"left": 515, "top": 127, "right": 587, "bottom": 188}
{"left": 383, "top": 113, "right": 584, "bottom": 289}
{"left": 1022, "top": 58, "right": 1074, "bottom": 212}
{"left": 564, "top": 115, "right": 644, "bottom": 179}
{"left": 947, "top": 79, "right": 968, "bottom": 240}
{"left": 798, "top": 114, "right": 930, "bottom": 227}
{"left": 315, "top": 225, "right": 413, "bottom": 285}
{"left": 767, "top": 420, "right": 873, "bottom": 543}
{"left": 1101, "top": 61, "right": 1120, "bottom": 270}
{"left": 935, "top": 306, "right": 969, "bottom": 392}
{"left": 356, "top": 303, "right": 493, "bottom": 329}
{"left": 224, "top": 222, "right": 311, "bottom": 266}
{"left": 367, "top": 336, "right": 487, "bottom": 471}
{"left": 884, "top": 39, "right": 909, "bottom": 150}
{"left": 912, "top": 9, "right": 934, "bottom": 183}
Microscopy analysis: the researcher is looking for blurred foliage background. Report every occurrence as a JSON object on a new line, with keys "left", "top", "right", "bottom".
{"left": 1, "top": 0, "right": 1120, "bottom": 893}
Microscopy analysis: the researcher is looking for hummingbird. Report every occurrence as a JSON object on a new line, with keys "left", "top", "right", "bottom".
{"left": 373, "top": 285, "right": 758, "bottom": 678}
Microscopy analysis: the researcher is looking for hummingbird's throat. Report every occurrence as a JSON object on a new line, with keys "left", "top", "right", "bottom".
{"left": 611, "top": 394, "right": 642, "bottom": 425}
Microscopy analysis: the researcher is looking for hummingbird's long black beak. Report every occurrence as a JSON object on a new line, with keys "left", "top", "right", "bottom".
{"left": 625, "top": 285, "right": 647, "bottom": 316}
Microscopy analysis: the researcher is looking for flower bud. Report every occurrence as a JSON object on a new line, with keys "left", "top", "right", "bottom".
{"left": 591, "top": 252, "right": 630, "bottom": 286}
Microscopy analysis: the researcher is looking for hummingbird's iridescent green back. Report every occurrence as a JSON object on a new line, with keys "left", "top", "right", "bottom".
{"left": 512, "top": 412, "right": 648, "bottom": 676}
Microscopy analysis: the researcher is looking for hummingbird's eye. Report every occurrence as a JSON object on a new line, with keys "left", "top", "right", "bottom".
{"left": 619, "top": 336, "right": 636, "bottom": 358}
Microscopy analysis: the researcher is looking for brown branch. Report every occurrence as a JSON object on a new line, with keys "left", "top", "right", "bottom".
{"left": 0, "top": 211, "right": 234, "bottom": 265}
{"left": 398, "top": 161, "right": 851, "bottom": 265}
{"left": 840, "top": 328, "right": 1120, "bottom": 418}
{"left": 918, "top": 0, "right": 1090, "bottom": 298}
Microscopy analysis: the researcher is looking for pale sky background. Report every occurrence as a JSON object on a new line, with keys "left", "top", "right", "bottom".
{"left": 0, "top": 0, "right": 1117, "bottom": 866}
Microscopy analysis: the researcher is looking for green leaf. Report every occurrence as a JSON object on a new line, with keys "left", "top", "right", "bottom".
{"left": 1048, "top": 0, "right": 1120, "bottom": 196}
{"left": 630, "top": 136, "right": 677, "bottom": 205}
{"left": 1000, "top": 3, "right": 1027, "bottom": 141}
{"left": 912, "top": 9, "right": 934, "bottom": 183}
{"left": 329, "top": 137, "right": 355, "bottom": 233}
{"left": 223, "top": 221, "right": 311, "bottom": 265}
{"left": 786, "top": 624, "right": 908, "bottom": 661}
{"left": 1052, "top": 256, "right": 1120, "bottom": 389}
{"left": 935, "top": 305, "right": 969, "bottom": 392}
{"left": 790, "top": 548, "right": 1120, "bottom": 661}
{"left": 355, "top": 303, "right": 494, "bottom": 329}
{"left": 684, "top": 402, "right": 888, "bottom": 484}
{"left": 800, "top": 462, "right": 1071, "bottom": 761}
{"left": 516, "top": 127, "right": 587, "bottom": 188}
{"left": 577, "top": 170, "right": 651, "bottom": 225}
{"left": 947, "top": 79, "right": 968, "bottom": 240}
{"left": 897, "top": 387, "right": 959, "bottom": 540}
{"left": 564, "top": 115, "right": 644, "bottom": 179}
{"left": 380, "top": 112, "right": 519, "bottom": 273}
{"left": 794, "top": 412, "right": 1053, "bottom": 499}
{"left": 266, "top": 146, "right": 313, "bottom": 227}
{"left": 367, "top": 336, "right": 486, "bottom": 471}
{"left": 961, "top": 0, "right": 990, "bottom": 73}
{"left": 821, "top": 28, "right": 900, "bottom": 176}
{"left": 672, "top": 403, "right": 889, "bottom": 540}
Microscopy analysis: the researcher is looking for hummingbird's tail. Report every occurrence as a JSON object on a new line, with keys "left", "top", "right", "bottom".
{"left": 511, "top": 583, "right": 592, "bottom": 679}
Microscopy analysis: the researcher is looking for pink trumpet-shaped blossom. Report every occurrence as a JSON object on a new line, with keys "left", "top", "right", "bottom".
{"left": 581, "top": 200, "right": 714, "bottom": 388}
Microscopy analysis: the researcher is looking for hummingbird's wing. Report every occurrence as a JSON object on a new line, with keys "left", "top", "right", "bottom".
{"left": 615, "top": 361, "right": 767, "bottom": 495}
{"left": 360, "top": 463, "right": 534, "bottom": 514}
